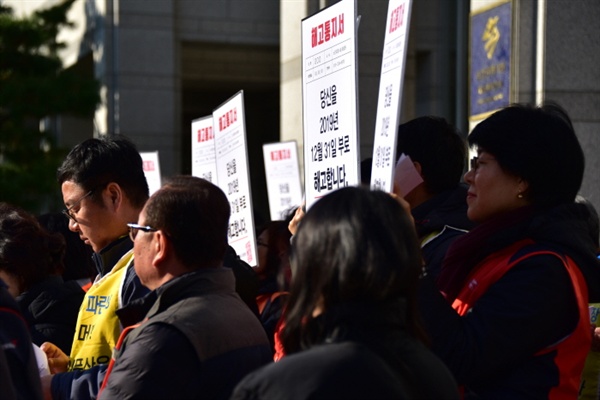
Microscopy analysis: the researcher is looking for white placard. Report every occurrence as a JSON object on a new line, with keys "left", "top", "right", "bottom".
{"left": 213, "top": 91, "right": 257, "bottom": 266}
{"left": 191, "top": 115, "right": 218, "bottom": 184}
{"left": 302, "top": 0, "right": 360, "bottom": 210}
{"left": 263, "top": 141, "right": 303, "bottom": 221}
{"left": 140, "top": 151, "right": 161, "bottom": 195}
{"left": 370, "top": 0, "right": 413, "bottom": 192}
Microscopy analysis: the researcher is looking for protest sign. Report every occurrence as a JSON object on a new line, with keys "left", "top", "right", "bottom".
{"left": 213, "top": 91, "right": 257, "bottom": 266}
{"left": 263, "top": 141, "right": 303, "bottom": 220}
{"left": 370, "top": 0, "right": 413, "bottom": 192}
{"left": 191, "top": 115, "right": 218, "bottom": 184}
{"left": 140, "top": 151, "right": 162, "bottom": 195}
{"left": 301, "top": 0, "right": 360, "bottom": 210}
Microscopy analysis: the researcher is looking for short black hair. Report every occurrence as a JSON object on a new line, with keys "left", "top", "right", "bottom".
{"left": 469, "top": 102, "right": 584, "bottom": 207}
{"left": 57, "top": 136, "right": 149, "bottom": 208}
{"left": 145, "top": 176, "right": 230, "bottom": 270}
{"left": 396, "top": 116, "right": 466, "bottom": 194}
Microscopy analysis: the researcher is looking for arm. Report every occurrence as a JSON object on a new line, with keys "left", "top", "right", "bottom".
{"left": 418, "top": 254, "right": 578, "bottom": 384}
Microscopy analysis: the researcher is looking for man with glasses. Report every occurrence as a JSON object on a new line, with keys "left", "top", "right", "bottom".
{"left": 97, "top": 175, "right": 270, "bottom": 399}
{"left": 41, "top": 136, "right": 150, "bottom": 396}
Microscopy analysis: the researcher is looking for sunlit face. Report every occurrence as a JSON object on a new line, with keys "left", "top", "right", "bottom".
{"left": 464, "top": 151, "right": 527, "bottom": 223}
{"left": 62, "top": 181, "right": 119, "bottom": 252}
{"left": 132, "top": 208, "right": 158, "bottom": 289}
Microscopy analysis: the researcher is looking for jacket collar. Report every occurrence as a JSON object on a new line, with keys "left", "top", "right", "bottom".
{"left": 92, "top": 235, "right": 132, "bottom": 277}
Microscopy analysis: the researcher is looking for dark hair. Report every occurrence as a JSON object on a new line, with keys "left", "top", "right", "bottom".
{"left": 0, "top": 203, "right": 66, "bottom": 293}
{"left": 57, "top": 136, "right": 149, "bottom": 208}
{"left": 281, "top": 187, "right": 424, "bottom": 353}
{"left": 37, "top": 212, "right": 96, "bottom": 282}
{"left": 145, "top": 176, "right": 230, "bottom": 269}
{"left": 469, "top": 102, "right": 584, "bottom": 207}
{"left": 396, "top": 116, "right": 466, "bottom": 194}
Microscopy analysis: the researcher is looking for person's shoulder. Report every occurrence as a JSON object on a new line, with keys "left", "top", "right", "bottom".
{"left": 233, "top": 342, "right": 412, "bottom": 400}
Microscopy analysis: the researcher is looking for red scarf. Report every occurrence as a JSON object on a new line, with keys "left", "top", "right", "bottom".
{"left": 437, "top": 206, "right": 536, "bottom": 303}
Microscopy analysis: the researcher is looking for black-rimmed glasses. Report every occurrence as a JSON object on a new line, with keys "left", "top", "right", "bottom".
{"left": 62, "top": 190, "right": 93, "bottom": 223}
{"left": 127, "top": 223, "right": 158, "bottom": 241}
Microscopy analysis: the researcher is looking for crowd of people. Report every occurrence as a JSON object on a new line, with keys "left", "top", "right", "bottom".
{"left": 2, "top": 101, "right": 599, "bottom": 399}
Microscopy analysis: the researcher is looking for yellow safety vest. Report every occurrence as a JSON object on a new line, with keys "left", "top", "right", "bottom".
{"left": 68, "top": 250, "right": 134, "bottom": 371}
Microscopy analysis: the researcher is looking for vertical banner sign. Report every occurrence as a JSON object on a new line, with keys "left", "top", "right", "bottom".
{"left": 140, "top": 151, "right": 161, "bottom": 195}
{"left": 301, "top": 0, "right": 360, "bottom": 210}
{"left": 469, "top": 0, "right": 511, "bottom": 120}
{"left": 262, "top": 141, "right": 303, "bottom": 221}
{"left": 370, "top": 0, "right": 413, "bottom": 192}
{"left": 191, "top": 115, "right": 218, "bottom": 184}
{"left": 213, "top": 91, "right": 257, "bottom": 266}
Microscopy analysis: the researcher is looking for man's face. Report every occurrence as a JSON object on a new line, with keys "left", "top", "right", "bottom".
{"left": 132, "top": 207, "right": 158, "bottom": 289}
{"left": 61, "top": 180, "right": 116, "bottom": 253}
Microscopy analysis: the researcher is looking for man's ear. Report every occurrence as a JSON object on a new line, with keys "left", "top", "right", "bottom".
{"left": 105, "top": 182, "right": 123, "bottom": 211}
{"left": 152, "top": 231, "right": 170, "bottom": 267}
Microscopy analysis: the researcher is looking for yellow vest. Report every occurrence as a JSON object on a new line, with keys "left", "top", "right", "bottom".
{"left": 68, "top": 250, "right": 134, "bottom": 371}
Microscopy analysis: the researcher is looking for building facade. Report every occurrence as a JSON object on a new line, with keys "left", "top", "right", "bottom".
{"left": 5, "top": 0, "right": 599, "bottom": 218}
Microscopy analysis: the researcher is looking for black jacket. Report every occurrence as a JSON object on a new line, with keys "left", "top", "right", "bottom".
{"left": 232, "top": 301, "right": 459, "bottom": 400}
{"left": 99, "top": 267, "right": 272, "bottom": 400}
{"left": 412, "top": 184, "right": 475, "bottom": 280}
{"left": 418, "top": 202, "right": 600, "bottom": 398}
{"left": 0, "top": 279, "right": 42, "bottom": 400}
{"left": 16, "top": 276, "right": 84, "bottom": 354}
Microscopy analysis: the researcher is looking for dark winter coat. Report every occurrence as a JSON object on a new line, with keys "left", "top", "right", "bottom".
{"left": 232, "top": 301, "right": 459, "bottom": 400}
{"left": 99, "top": 267, "right": 272, "bottom": 400}
{"left": 16, "top": 276, "right": 84, "bottom": 354}
{"left": 412, "top": 184, "right": 476, "bottom": 280}
{"left": 419, "top": 203, "right": 600, "bottom": 398}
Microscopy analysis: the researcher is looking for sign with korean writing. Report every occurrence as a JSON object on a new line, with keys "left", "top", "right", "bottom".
{"left": 191, "top": 115, "right": 218, "bottom": 184}
{"left": 301, "top": 0, "right": 360, "bottom": 210}
{"left": 263, "top": 141, "right": 303, "bottom": 221}
{"left": 213, "top": 91, "right": 257, "bottom": 266}
{"left": 370, "top": 0, "right": 413, "bottom": 192}
{"left": 140, "top": 151, "right": 161, "bottom": 195}
{"left": 469, "top": 0, "right": 511, "bottom": 120}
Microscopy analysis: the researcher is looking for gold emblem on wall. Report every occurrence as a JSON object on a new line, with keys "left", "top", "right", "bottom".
{"left": 482, "top": 16, "right": 500, "bottom": 59}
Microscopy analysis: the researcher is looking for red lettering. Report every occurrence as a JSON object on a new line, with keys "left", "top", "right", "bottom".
{"left": 389, "top": 5, "right": 404, "bottom": 33}
{"left": 143, "top": 160, "right": 155, "bottom": 172}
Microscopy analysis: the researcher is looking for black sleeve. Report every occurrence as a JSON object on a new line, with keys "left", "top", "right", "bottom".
{"left": 418, "top": 254, "right": 579, "bottom": 384}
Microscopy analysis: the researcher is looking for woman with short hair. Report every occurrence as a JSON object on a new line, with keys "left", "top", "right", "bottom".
{"left": 423, "top": 102, "right": 600, "bottom": 398}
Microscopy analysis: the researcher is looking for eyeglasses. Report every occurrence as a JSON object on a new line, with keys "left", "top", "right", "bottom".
{"left": 62, "top": 190, "right": 93, "bottom": 223}
{"left": 127, "top": 223, "right": 158, "bottom": 241}
{"left": 469, "top": 155, "right": 496, "bottom": 171}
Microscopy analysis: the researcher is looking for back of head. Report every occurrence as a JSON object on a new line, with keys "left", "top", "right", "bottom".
{"left": 57, "top": 136, "right": 149, "bottom": 208}
{"left": 145, "top": 176, "right": 230, "bottom": 269}
{"left": 469, "top": 102, "right": 584, "bottom": 207}
{"left": 282, "top": 187, "right": 423, "bottom": 352}
{"left": 0, "top": 203, "right": 66, "bottom": 293}
{"left": 396, "top": 116, "right": 466, "bottom": 194}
